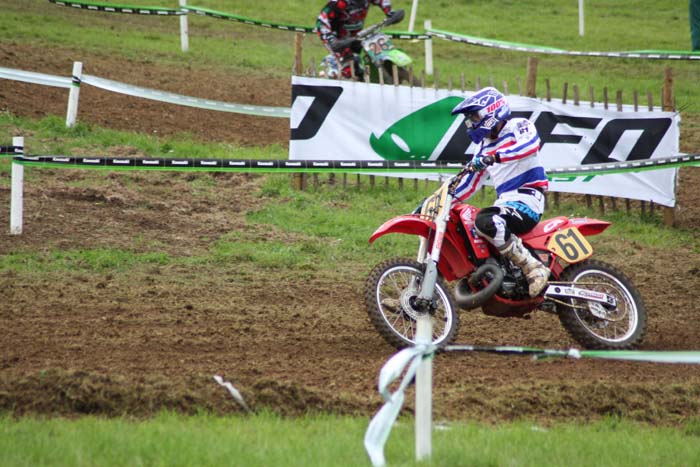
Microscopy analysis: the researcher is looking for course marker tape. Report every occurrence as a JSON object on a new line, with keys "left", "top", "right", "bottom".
{"left": 46, "top": 0, "right": 429, "bottom": 39}
{"left": 0, "top": 66, "right": 72, "bottom": 89}
{"left": 0, "top": 66, "right": 291, "bottom": 118}
{"left": 0, "top": 146, "right": 23, "bottom": 156}
{"left": 10, "top": 153, "right": 700, "bottom": 175}
{"left": 427, "top": 28, "right": 700, "bottom": 61}
{"left": 365, "top": 343, "right": 700, "bottom": 467}
{"left": 49, "top": 0, "right": 183, "bottom": 15}
{"left": 81, "top": 74, "right": 290, "bottom": 117}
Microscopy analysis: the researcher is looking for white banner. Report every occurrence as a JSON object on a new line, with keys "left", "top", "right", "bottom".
{"left": 290, "top": 77, "right": 680, "bottom": 206}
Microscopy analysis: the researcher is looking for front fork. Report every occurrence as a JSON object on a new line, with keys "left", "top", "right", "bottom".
{"left": 415, "top": 196, "right": 452, "bottom": 311}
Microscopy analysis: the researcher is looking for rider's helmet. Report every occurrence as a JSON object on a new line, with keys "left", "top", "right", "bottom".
{"left": 450, "top": 87, "right": 511, "bottom": 144}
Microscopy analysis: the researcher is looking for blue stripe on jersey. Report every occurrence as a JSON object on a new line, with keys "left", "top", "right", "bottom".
{"left": 500, "top": 135, "right": 540, "bottom": 160}
{"left": 495, "top": 166, "right": 548, "bottom": 196}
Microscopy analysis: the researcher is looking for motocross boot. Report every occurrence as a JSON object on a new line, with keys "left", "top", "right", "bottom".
{"left": 499, "top": 236, "right": 549, "bottom": 297}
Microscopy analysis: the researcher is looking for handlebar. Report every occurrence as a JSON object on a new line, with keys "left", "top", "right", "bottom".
{"left": 356, "top": 9, "right": 405, "bottom": 39}
{"left": 331, "top": 10, "right": 406, "bottom": 51}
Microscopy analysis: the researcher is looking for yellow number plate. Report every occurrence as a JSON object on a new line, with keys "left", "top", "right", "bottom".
{"left": 546, "top": 226, "right": 593, "bottom": 264}
{"left": 420, "top": 185, "right": 448, "bottom": 218}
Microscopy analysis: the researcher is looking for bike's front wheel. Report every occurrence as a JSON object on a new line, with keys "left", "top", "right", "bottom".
{"left": 365, "top": 258, "right": 459, "bottom": 349}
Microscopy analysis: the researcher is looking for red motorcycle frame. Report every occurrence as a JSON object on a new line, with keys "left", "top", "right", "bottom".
{"left": 365, "top": 173, "right": 646, "bottom": 350}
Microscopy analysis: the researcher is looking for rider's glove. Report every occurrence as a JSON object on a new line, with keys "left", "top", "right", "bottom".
{"left": 385, "top": 9, "right": 405, "bottom": 24}
{"left": 328, "top": 37, "right": 342, "bottom": 53}
{"left": 467, "top": 154, "right": 495, "bottom": 172}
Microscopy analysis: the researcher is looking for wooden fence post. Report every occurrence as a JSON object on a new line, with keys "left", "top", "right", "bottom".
{"left": 661, "top": 67, "right": 676, "bottom": 227}
{"left": 525, "top": 57, "right": 538, "bottom": 97}
{"left": 291, "top": 33, "right": 305, "bottom": 192}
{"left": 662, "top": 68, "right": 674, "bottom": 112}
{"left": 293, "top": 33, "right": 303, "bottom": 74}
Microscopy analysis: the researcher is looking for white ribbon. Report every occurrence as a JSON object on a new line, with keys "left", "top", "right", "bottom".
{"left": 364, "top": 344, "right": 435, "bottom": 467}
{"left": 0, "top": 66, "right": 290, "bottom": 118}
{"left": 213, "top": 375, "right": 251, "bottom": 412}
{"left": 82, "top": 74, "right": 291, "bottom": 118}
{"left": 0, "top": 66, "right": 72, "bottom": 88}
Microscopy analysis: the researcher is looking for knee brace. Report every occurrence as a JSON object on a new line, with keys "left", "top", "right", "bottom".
{"left": 474, "top": 206, "right": 511, "bottom": 248}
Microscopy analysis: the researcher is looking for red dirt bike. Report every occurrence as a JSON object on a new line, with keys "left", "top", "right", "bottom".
{"left": 365, "top": 167, "right": 647, "bottom": 350}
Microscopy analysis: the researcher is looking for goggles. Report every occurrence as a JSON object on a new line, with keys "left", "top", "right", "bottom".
{"left": 463, "top": 110, "right": 484, "bottom": 129}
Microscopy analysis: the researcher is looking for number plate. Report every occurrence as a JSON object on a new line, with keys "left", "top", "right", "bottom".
{"left": 363, "top": 34, "right": 393, "bottom": 60}
{"left": 420, "top": 185, "right": 448, "bottom": 219}
{"left": 546, "top": 226, "right": 593, "bottom": 264}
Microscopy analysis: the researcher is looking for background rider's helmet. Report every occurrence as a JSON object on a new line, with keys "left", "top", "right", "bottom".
{"left": 450, "top": 87, "right": 511, "bottom": 144}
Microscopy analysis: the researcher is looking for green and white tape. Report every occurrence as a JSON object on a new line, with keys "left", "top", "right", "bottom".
{"left": 183, "top": 6, "right": 429, "bottom": 40}
{"left": 183, "top": 5, "right": 314, "bottom": 34}
{"left": 46, "top": 0, "right": 429, "bottom": 39}
{"left": 47, "top": 1, "right": 700, "bottom": 54}
{"left": 428, "top": 28, "right": 700, "bottom": 61}
{"left": 445, "top": 345, "right": 700, "bottom": 363}
{"left": 547, "top": 153, "right": 700, "bottom": 177}
{"left": 0, "top": 146, "right": 23, "bottom": 158}
{"left": 10, "top": 153, "right": 700, "bottom": 175}
{"left": 48, "top": 0, "right": 182, "bottom": 15}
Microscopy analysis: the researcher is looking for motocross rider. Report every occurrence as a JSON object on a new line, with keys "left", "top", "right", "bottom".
{"left": 450, "top": 87, "right": 550, "bottom": 297}
{"left": 316, "top": 0, "right": 397, "bottom": 79}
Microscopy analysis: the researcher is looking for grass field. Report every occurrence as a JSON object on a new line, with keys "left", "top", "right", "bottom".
{"left": 2, "top": 1, "right": 700, "bottom": 466}
{"left": 2, "top": 412, "right": 700, "bottom": 467}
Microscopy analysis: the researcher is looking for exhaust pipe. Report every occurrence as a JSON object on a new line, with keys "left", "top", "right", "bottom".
{"left": 454, "top": 262, "right": 504, "bottom": 310}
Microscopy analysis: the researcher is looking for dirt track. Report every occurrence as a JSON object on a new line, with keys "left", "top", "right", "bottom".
{"left": 1, "top": 43, "right": 700, "bottom": 424}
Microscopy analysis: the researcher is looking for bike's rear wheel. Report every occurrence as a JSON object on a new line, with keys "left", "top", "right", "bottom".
{"left": 556, "top": 259, "right": 646, "bottom": 349}
{"left": 365, "top": 258, "right": 459, "bottom": 349}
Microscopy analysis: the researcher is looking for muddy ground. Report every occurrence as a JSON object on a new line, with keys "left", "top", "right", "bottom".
{"left": 1, "top": 42, "right": 700, "bottom": 425}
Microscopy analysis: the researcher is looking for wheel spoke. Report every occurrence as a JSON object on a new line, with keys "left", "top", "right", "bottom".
{"left": 374, "top": 264, "right": 454, "bottom": 346}
{"left": 571, "top": 272, "right": 638, "bottom": 342}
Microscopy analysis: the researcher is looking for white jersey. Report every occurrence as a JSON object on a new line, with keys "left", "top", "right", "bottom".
{"left": 453, "top": 117, "right": 548, "bottom": 216}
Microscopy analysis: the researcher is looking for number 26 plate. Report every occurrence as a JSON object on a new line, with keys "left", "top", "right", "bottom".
{"left": 546, "top": 226, "right": 593, "bottom": 264}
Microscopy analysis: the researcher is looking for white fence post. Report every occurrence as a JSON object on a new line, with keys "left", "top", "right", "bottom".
{"left": 415, "top": 315, "right": 433, "bottom": 462}
{"left": 578, "top": 0, "right": 585, "bottom": 36}
{"left": 424, "top": 20, "right": 433, "bottom": 76}
{"left": 65, "top": 61, "right": 83, "bottom": 127}
{"left": 10, "top": 136, "right": 24, "bottom": 235}
{"left": 408, "top": 0, "right": 419, "bottom": 33}
{"left": 180, "top": 0, "right": 189, "bottom": 52}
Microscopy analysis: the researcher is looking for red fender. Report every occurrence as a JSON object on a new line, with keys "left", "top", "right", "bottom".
{"left": 369, "top": 215, "right": 432, "bottom": 243}
{"left": 369, "top": 214, "right": 474, "bottom": 281}
{"left": 521, "top": 216, "right": 612, "bottom": 275}
{"left": 521, "top": 216, "right": 611, "bottom": 250}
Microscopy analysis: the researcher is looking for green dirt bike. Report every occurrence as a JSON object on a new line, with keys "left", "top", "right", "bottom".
{"left": 320, "top": 9, "right": 419, "bottom": 85}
